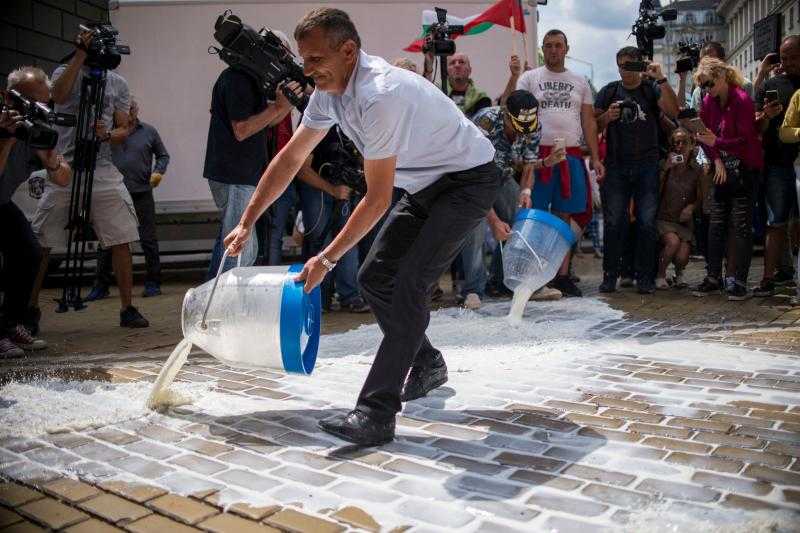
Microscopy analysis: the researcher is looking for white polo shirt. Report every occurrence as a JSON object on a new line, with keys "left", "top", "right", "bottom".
{"left": 301, "top": 50, "right": 495, "bottom": 194}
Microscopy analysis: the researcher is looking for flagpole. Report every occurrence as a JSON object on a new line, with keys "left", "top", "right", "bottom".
{"left": 509, "top": 16, "right": 518, "bottom": 58}
{"left": 528, "top": 0, "right": 539, "bottom": 68}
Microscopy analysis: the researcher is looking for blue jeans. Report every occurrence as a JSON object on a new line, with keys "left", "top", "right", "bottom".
{"left": 207, "top": 180, "right": 257, "bottom": 280}
{"left": 266, "top": 183, "right": 297, "bottom": 266}
{"left": 458, "top": 219, "right": 488, "bottom": 297}
{"left": 600, "top": 161, "right": 659, "bottom": 283}
{"left": 297, "top": 181, "right": 360, "bottom": 303}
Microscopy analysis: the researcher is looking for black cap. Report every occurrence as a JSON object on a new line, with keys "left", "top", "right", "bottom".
{"left": 505, "top": 90, "right": 539, "bottom": 134}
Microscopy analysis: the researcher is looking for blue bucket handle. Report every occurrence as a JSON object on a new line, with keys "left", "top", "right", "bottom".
{"left": 513, "top": 208, "right": 577, "bottom": 246}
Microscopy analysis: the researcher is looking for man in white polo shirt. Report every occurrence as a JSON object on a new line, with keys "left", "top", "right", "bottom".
{"left": 225, "top": 8, "right": 500, "bottom": 446}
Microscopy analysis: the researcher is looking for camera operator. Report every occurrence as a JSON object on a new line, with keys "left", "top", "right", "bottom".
{"left": 30, "top": 28, "right": 149, "bottom": 328}
{"left": 753, "top": 35, "right": 800, "bottom": 297}
{"left": 0, "top": 67, "right": 71, "bottom": 357}
{"left": 203, "top": 27, "right": 302, "bottom": 278}
{"left": 86, "top": 98, "right": 170, "bottom": 301}
{"left": 293, "top": 126, "right": 370, "bottom": 313}
{"left": 594, "top": 46, "right": 679, "bottom": 294}
{"left": 515, "top": 29, "right": 605, "bottom": 297}
{"left": 225, "top": 8, "right": 499, "bottom": 445}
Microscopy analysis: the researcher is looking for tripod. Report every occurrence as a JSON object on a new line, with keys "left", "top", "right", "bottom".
{"left": 57, "top": 67, "right": 108, "bottom": 312}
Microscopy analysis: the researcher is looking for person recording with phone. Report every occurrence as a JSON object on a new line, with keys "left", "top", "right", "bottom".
{"left": 656, "top": 128, "right": 703, "bottom": 290}
{"left": 694, "top": 56, "right": 762, "bottom": 301}
{"left": 0, "top": 67, "right": 71, "bottom": 357}
{"left": 753, "top": 35, "right": 800, "bottom": 298}
{"left": 594, "top": 46, "right": 679, "bottom": 295}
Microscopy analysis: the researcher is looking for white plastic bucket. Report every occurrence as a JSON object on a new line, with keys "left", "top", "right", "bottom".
{"left": 503, "top": 208, "right": 577, "bottom": 293}
{"left": 181, "top": 263, "right": 321, "bottom": 374}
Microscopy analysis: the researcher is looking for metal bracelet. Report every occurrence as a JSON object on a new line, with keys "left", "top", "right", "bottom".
{"left": 319, "top": 254, "right": 337, "bottom": 272}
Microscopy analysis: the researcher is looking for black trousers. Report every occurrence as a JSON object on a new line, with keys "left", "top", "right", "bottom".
{"left": 707, "top": 169, "right": 755, "bottom": 284}
{"left": 97, "top": 190, "right": 161, "bottom": 285}
{"left": 355, "top": 162, "right": 502, "bottom": 419}
{"left": 0, "top": 202, "right": 41, "bottom": 331}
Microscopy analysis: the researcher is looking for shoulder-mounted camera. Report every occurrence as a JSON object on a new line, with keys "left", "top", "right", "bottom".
{"left": 0, "top": 89, "right": 76, "bottom": 149}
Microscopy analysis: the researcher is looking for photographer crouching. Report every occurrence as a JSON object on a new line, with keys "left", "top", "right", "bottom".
{"left": 0, "top": 67, "right": 71, "bottom": 357}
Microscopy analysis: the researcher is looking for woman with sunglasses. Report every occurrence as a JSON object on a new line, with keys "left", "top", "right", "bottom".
{"left": 693, "top": 57, "right": 763, "bottom": 300}
{"left": 656, "top": 128, "right": 703, "bottom": 290}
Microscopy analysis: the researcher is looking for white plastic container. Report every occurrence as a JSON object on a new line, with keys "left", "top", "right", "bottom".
{"left": 503, "top": 208, "right": 577, "bottom": 293}
{"left": 181, "top": 263, "right": 321, "bottom": 374}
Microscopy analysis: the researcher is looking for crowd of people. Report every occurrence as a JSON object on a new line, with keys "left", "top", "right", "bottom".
{"left": 1, "top": 18, "right": 800, "bottom": 361}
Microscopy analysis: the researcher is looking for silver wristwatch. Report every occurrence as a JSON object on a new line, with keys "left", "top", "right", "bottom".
{"left": 319, "top": 254, "right": 337, "bottom": 272}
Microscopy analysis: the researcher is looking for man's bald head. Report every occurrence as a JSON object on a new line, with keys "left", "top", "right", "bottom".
{"left": 447, "top": 53, "right": 471, "bottom": 86}
{"left": 6, "top": 66, "right": 50, "bottom": 103}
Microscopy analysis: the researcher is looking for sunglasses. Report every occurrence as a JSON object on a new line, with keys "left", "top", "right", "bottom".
{"left": 672, "top": 139, "right": 689, "bottom": 146}
{"left": 700, "top": 79, "right": 715, "bottom": 90}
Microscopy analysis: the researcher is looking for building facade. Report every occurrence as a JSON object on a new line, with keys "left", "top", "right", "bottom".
{"left": 718, "top": 0, "right": 800, "bottom": 83}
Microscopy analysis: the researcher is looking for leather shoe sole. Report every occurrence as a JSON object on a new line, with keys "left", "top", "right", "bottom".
{"left": 400, "top": 364, "right": 448, "bottom": 402}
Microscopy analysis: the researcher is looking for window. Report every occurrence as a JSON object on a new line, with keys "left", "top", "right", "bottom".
{"left": 705, "top": 11, "right": 715, "bottom": 25}
{"left": 685, "top": 13, "right": 695, "bottom": 25}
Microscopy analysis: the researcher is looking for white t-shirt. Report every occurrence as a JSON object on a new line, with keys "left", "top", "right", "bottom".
{"left": 516, "top": 66, "right": 593, "bottom": 147}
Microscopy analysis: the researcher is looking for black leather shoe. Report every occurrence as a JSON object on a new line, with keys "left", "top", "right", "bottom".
{"left": 401, "top": 362, "right": 448, "bottom": 402}
{"left": 318, "top": 410, "right": 395, "bottom": 446}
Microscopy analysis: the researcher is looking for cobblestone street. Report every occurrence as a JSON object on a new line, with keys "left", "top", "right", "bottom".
{"left": 1, "top": 256, "right": 799, "bottom": 532}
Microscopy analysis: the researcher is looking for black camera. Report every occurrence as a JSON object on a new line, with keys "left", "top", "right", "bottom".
{"left": 319, "top": 131, "right": 365, "bottom": 196}
{"left": 421, "top": 7, "right": 464, "bottom": 57}
{"left": 675, "top": 41, "right": 702, "bottom": 74}
{"left": 618, "top": 98, "right": 640, "bottom": 124}
{"left": 631, "top": 0, "right": 677, "bottom": 59}
{"left": 0, "top": 89, "right": 76, "bottom": 150}
{"left": 211, "top": 11, "right": 313, "bottom": 109}
{"left": 79, "top": 23, "right": 130, "bottom": 70}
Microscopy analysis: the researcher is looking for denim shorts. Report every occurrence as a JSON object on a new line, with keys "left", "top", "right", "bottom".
{"left": 532, "top": 155, "right": 588, "bottom": 214}
{"left": 764, "top": 164, "right": 799, "bottom": 226}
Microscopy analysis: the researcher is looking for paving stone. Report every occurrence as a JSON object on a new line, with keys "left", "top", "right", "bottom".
{"left": 562, "top": 464, "right": 636, "bottom": 486}
{"left": 157, "top": 472, "right": 223, "bottom": 495}
{"left": 735, "top": 426, "right": 800, "bottom": 445}
{"left": 515, "top": 414, "right": 579, "bottom": 433}
{"left": 43, "top": 433, "right": 93, "bottom": 450}
{"left": 90, "top": 429, "right": 140, "bottom": 446}
{"left": 543, "top": 400, "right": 599, "bottom": 414}
{"left": 0, "top": 482, "right": 45, "bottom": 506}
{"left": 466, "top": 497, "right": 539, "bottom": 523}
{"left": 115, "top": 456, "right": 175, "bottom": 479}
{"left": 126, "top": 440, "right": 182, "bottom": 460}
{"left": 751, "top": 409, "right": 800, "bottom": 424}
{"left": 691, "top": 472, "right": 774, "bottom": 496}
{"left": 581, "top": 483, "right": 652, "bottom": 509}
{"left": 79, "top": 493, "right": 151, "bottom": 524}
{"left": 198, "top": 513, "right": 280, "bottom": 533}
{"left": 64, "top": 518, "right": 124, "bottom": 532}
{"left": 509, "top": 469, "right": 584, "bottom": 491}
{"left": 667, "top": 417, "right": 733, "bottom": 433}
{"left": 468, "top": 418, "right": 529, "bottom": 435}
{"left": 394, "top": 499, "right": 474, "bottom": 528}
{"left": 137, "top": 424, "right": 186, "bottom": 443}
{"left": 729, "top": 401, "right": 787, "bottom": 411}
{"left": 265, "top": 508, "right": 345, "bottom": 532}
{"left": 147, "top": 494, "right": 218, "bottom": 525}
{"left": 721, "top": 494, "right": 780, "bottom": 511}
{"left": 421, "top": 423, "right": 487, "bottom": 440}
{"left": 430, "top": 438, "right": 494, "bottom": 458}
{"left": 98, "top": 481, "right": 167, "bottom": 503}
{"left": 125, "top": 514, "right": 201, "bottom": 532}
{"left": 526, "top": 491, "right": 608, "bottom": 516}
{"left": 178, "top": 438, "right": 233, "bottom": 457}
{"left": 564, "top": 413, "right": 625, "bottom": 429}
{"left": 42, "top": 478, "right": 99, "bottom": 503}
{"left": 743, "top": 464, "right": 800, "bottom": 486}
{"left": 599, "top": 408, "right": 664, "bottom": 424}
{"left": 3, "top": 521, "right": 47, "bottom": 533}
{"left": 274, "top": 450, "right": 337, "bottom": 470}
{"left": 642, "top": 436, "right": 712, "bottom": 454}
{"left": 628, "top": 423, "right": 690, "bottom": 439}
{"left": 666, "top": 452, "right": 744, "bottom": 474}
{"left": 271, "top": 465, "right": 336, "bottom": 487}
{"left": 438, "top": 455, "right": 508, "bottom": 476}
{"left": 783, "top": 489, "right": 800, "bottom": 505}
{"left": 329, "top": 481, "right": 400, "bottom": 504}
{"left": 543, "top": 515, "right": 610, "bottom": 533}
{"left": 329, "top": 461, "right": 394, "bottom": 482}
{"left": 765, "top": 442, "right": 800, "bottom": 456}
{"left": 216, "top": 450, "right": 278, "bottom": 471}
{"left": 71, "top": 441, "right": 129, "bottom": 462}
{"left": 383, "top": 458, "right": 452, "bottom": 479}
{"left": 482, "top": 434, "right": 549, "bottom": 454}
{"left": 493, "top": 451, "right": 566, "bottom": 472}
{"left": 24, "top": 446, "right": 81, "bottom": 468}
{"left": 327, "top": 448, "right": 392, "bottom": 466}
{"left": 214, "top": 469, "right": 281, "bottom": 492}
{"left": 591, "top": 397, "right": 650, "bottom": 411}
{"left": 1, "top": 437, "right": 44, "bottom": 453}
{"left": 246, "top": 388, "right": 291, "bottom": 400}
{"left": 710, "top": 413, "right": 776, "bottom": 429}
{"left": 691, "top": 432, "right": 764, "bottom": 449}
{"left": 648, "top": 405, "right": 712, "bottom": 418}
{"left": 330, "top": 506, "right": 381, "bottom": 532}
{"left": 711, "top": 446, "right": 792, "bottom": 468}
{"left": 18, "top": 497, "right": 89, "bottom": 529}
{"left": 0, "top": 507, "right": 23, "bottom": 528}
{"left": 635, "top": 478, "right": 720, "bottom": 503}
{"left": 203, "top": 492, "right": 280, "bottom": 520}
{"left": 168, "top": 454, "right": 228, "bottom": 475}
{"left": 454, "top": 475, "right": 522, "bottom": 498}
{"left": 578, "top": 427, "right": 643, "bottom": 443}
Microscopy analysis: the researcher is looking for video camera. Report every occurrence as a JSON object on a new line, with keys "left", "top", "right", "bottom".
{"left": 0, "top": 89, "right": 76, "bottom": 150}
{"left": 422, "top": 7, "right": 464, "bottom": 57}
{"left": 319, "top": 131, "right": 366, "bottom": 196}
{"left": 631, "top": 0, "right": 677, "bottom": 60}
{"left": 211, "top": 11, "right": 313, "bottom": 109}
{"left": 79, "top": 23, "right": 130, "bottom": 70}
{"left": 675, "top": 41, "right": 702, "bottom": 74}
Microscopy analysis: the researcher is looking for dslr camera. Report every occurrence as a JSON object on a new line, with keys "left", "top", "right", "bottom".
{"left": 421, "top": 7, "right": 464, "bottom": 57}
{"left": 0, "top": 89, "right": 76, "bottom": 149}
{"left": 319, "top": 132, "right": 366, "bottom": 196}
{"left": 79, "top": 23, "right": 130, "bottom": 70}
{"left": 675, "top": 41, "right": 701, "bottom": 74}
{"left": 212, "top": 11, "right": 313, "bottom": 109}
{"left": 618, "top": 98, "right": 640, "bottom": 124}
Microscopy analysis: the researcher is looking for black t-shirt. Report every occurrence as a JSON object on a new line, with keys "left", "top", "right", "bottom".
{"left": 0, "top": 142, "right": 40, "bottom": 206}
{"left": 450, "top": 90, "right": 491, "bottom": 117}
{"left": 203, "top": 68, "right": 269, "bottom": 186}
{"left": 595, "top": 80, "right": 662, "bottom": 166}
{"left": 755, "top": 74, "right": 800, "bottom": 167}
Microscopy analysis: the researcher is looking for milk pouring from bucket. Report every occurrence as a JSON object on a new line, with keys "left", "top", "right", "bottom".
{"left": 503, "top": 208, "right": 578, "bottom": 323}
{"left": 147, "top": 252, "right": 321, "bottom": 409}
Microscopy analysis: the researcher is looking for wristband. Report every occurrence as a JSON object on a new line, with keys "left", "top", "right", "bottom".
{"left": 520, "top": 188, "right": 531, "bottom": 196}
{"left": 318, "top": 253, "right": 337, "bottom": 272}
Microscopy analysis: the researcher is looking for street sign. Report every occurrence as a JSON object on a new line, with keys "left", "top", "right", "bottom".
{"left": 753, "top": 13, "right": 782, "bottom": 61}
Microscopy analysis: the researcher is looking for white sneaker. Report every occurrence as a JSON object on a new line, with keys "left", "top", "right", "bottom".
{"left": 530, "top": 286, "right": 562, "bottom": 301}
{"left": 655, "top": 278, "right": 669, "bottom": 290}
{"left": 464, "top": 293, "right": 481, "bottom": 310}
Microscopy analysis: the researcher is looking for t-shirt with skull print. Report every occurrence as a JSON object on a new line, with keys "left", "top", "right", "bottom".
{"left": 595, "top": 79, "right": 662, "bottom": 167}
